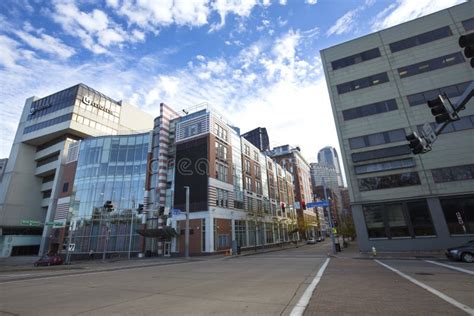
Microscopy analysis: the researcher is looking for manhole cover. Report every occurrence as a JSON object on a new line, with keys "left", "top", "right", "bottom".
{"left": 415, "top": 272, "right": 434, "bottom": 276}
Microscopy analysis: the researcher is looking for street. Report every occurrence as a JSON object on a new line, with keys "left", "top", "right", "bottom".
{"left": 0, "top": 242, "right": 473, "bottom": 315}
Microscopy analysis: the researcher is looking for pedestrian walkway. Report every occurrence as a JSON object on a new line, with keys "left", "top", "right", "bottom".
{"left": 303, "top": 243, "right": 466, "bottom": 316}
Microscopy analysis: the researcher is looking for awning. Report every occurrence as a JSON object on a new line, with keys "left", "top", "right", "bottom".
{"left": 136, "top": 227, "right": 178, "bottom": 240}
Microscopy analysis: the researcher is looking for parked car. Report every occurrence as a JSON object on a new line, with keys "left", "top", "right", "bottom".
{"left": 34, "top": 254, "right": 63, "bottom": 267}
{"left": 445, "top": 240, "right": 474, "bottom": 263}
{"left": 317, "top": 237, "right": 325, "bottom": 242}
{"left": 307, "top": 238, "right": 316, "bottom": 244}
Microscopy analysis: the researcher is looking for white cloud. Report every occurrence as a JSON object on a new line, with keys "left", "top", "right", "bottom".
{"left": 210, "top": 0, "right": 259, "bottom": 31}
{"left": 196, "top": 54, "right": 206, "bottom": 61}
{"left": 0, "top": 35, "right": 24, "bottom": 69}
{"left": 14, "top": 29, "right": 76, "bottom": 59}
{"left": 326, "top": 9, "right": 358, "bottom": 37}
{"left": 279, "top": 0, "right": 287, "bottom": 5}
{"left": 305, "top": 0, "right": 318, "bottom": 4}
{"left": 51, "top": 1, "right": 130, "bottom": 54}
{"left": 371, "top": 0, "right": 465, "bottom": 31}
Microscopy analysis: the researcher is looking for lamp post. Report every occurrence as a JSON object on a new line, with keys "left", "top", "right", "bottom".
{"left": 184, "top": 186, "right": 190, "bottom": 259}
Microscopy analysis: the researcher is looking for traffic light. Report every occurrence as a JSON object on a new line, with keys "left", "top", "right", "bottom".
{"left": 427, "top": 94, "right": 452, "bottom": 124}
{"left": 406, "top": 131, "right": 429, "bottom": 155}
{"left": 459, "top": 32, "right": 474, "bottom": 68}
{"left": 137, "top": 204, "right": 144, "bottom": 214}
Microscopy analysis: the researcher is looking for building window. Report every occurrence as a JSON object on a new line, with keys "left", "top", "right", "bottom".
{"left": 352, "top": 145, "right": 411, "bottom": 163}
{"left": 245, "top": 159, "right": 251, "bottom": 174}
{"left": 235, "top": 220, "right": 247, "bottom": 247}
{"left": 364, "top": 200, "right": 435, "bottom": 239}
{"left": 244, "top": 144, "right": 250, "bottom": 156}
{"left": 359, "top": 172, "right": 420, "bottom": 191}
{"left": 389, "top": 26, "right": 452, "bottom": 53}
{"left": 336, "top": 72, "right": 389, "bottom": 94}
{"left": 431, "top": 164, "right": 474, "bottom": 183}
{"left": 343, "top": 99, "right": 398, "bottom": 121}
{"left": 331, "top": 48, "right": 381, "bottom": 70}
{"left": 42, "top": 190, "right": 52, "bottom": 199}
{"left": 364, "top": 205, "right": 387, "bottom": 238}
{"left": 254, "top": 164, "right": 261, "bottom": 178}
{"left": 441, "top": 196, "right": 474, "bottom": 235}
{"left": 24, "top": 113, "right": 73, "bottom": 134}
{"left": 407, "top": 201, "right": 436, "bottom": 236}
{"left": 216, "top": 163, "right": 228, "bottom": 182}
{"left": 215, "top": 141, "right": 227, "bottom": 161}
{"left": 257, "top": 199, "right": 263, "bottom": 211}
{"left": 462, "top": 18, "right": 474, "bottom": 32}
{"left": 406, "top": 81, "right": 471, "bottom": 106}
{"left": 62, "top": 182, "right": 69, "bottom": 192}
{"left": 215, "top": 124, "right": 227, "bottom": 141}
{"left": 247, "top": 196, "right": 253, "bottom": 212}
{"left": 218, "top": 235, "right": 229, "bottom": 248}
{"left": 398, "top": 52, "right": 464, "bottom": 78}
{"left": 354, "top": 158, "right": 415, "bottom": 175}
{"left": 245, "top": 176, "right": 253, "bottom": 191}
{"left": 256, "top": 181, "right": 262, "bottom": 195}
{"left": 216, "top": 188, "right": 229, "bottom": 208}
{"left": 349, "top": 128, "right": 406, "bottom": 149}
{"left": 253, "top": 151, "right": 259, "bottom": 161}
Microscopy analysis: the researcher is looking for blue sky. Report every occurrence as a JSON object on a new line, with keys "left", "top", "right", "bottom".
{"left": 0, "top": 0, "right": 465, "bottom": 164}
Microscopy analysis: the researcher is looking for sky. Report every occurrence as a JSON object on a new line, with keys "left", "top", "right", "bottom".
{"left": 0, "top": 0, "right": 466, "bottom": 169}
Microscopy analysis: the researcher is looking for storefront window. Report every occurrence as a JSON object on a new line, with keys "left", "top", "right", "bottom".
{"left": 364, "top": 205, "right": 387, "bottom": 238}
{"left": 441, "top": 196, "right": 474, "bottom": 235}
{"left": 386, "top": 204, "right": 410, "bottom": 237}
{"left": 407, "top": 201, "right": 436, "bottom": 236}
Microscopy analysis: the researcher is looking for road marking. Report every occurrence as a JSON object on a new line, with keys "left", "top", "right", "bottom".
{"left": 424, "top": 260, "right": 474, "bottom": 276}
{"left": 290, "top": 258, "right": 330, "bottom": 316}
{"left": 375, "top": 259, "right": 474, "bottom": 315}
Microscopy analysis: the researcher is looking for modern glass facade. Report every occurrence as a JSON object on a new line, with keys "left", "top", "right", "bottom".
{"left": 69, "top": 133, "right": 149, "bottom": 254}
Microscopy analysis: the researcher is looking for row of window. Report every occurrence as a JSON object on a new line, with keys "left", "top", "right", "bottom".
{"left": 358, "top": 172, "right": 420, "bottom": 192}
{"left": 215, "top": 123, "right": 228, "bottom": 141}
{"left": 332, "top": 19, "right": 473, "bottom": 73}
{"left": 389, "top": 26, "right": 452, "bottom": 53}
{"left": 24, "top": 113, "right": 72, "bottom": 134}
{"left": 432, "top": 164, "right": 474, "bottom": 183}
{"left": 77, "top": 96, "right": 120, "bottom": 123}
{"left": 407, "top": 81, "right": 471, "bottom": 106}
{"left": 216, "top": 162, "right": 228, "bottom": 182}
{"left": 72, "top": 113, "right": 117, "bottom": 135}
{"left": 364, "top": 196, "right": 474, "bottom": 239}
{"left": 398, "top": 52, "right": 464, "bottom": 78}
{"left": 215, "top": 141, "right": 228, "bottom": 161}
{"left": 349, "top": 128, "right": 406, "bottom": 149}
{"left": 215, "top": 188, "right": 229, "bottom": 208}
{"left": 331, "top": 48, "right": 381, "bottom": 70}
{"left": 28, "top": 86, "right": 77, "bottom": 121}
{"left": 336, "top": 72, "right": 389, "bottom": 94}
{"left": 354, "top": 158, "right": 415, "bottom": 175}
{"left": 342, "top": 99, "right": 397, "bottom": 121}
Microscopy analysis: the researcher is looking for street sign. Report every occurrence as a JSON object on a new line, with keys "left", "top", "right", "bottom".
{"left": 307, "top": 201, "right": 329, "bottom": 208}
{"left": 68, "top": 243, "right": 76, "bottom": 251}
{"left": 20, "top": 220, "right": 41, "bottom": 226}
{"left": 456, "top": 211, "right": 464, "bottom": 225}
{"left": 171, "top": 208, "right": 181, "bottom": 216}
{"left": 53, "top": 219, "right": 66, "bottom": 228}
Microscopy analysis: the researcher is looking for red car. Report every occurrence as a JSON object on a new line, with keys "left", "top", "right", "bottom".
{"left": 34, "top": 254, "right": 63, "bottom": 267}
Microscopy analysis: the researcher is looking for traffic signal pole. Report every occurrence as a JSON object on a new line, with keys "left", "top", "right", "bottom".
{"left": 184, "top": 186, "right": 190, "bottom": 259}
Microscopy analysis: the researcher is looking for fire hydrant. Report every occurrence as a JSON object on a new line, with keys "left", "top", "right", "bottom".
{"left": 371, "top": 246, "right": 377, "bottom": 257}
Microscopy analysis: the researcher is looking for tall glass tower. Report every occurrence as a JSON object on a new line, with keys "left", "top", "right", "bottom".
{"left": 317, "top": 146, "right": 343, "bottom": 187}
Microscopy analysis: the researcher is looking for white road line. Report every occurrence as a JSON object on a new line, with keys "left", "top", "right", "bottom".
{"left": 375, "top": 259, "right": 474, "bottom": 315}
{"left": 290, "top": 258, "right": 330, "bottom": 316}
{"left": 424, "top": 260, "right": 474, "bottom": 276}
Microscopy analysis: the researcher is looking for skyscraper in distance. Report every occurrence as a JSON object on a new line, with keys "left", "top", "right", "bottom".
{"left": 317, "top": 146, "right": 343, "bottom": 187}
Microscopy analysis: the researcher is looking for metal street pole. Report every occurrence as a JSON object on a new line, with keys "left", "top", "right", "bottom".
{"left": 323, "top": 178, "right": 336, "bottom": 254}
{"left": 184, "top": 186, "right": 190, "bottom": 259}
{"left": 128, "top": 211, "right": 134, "bottom": 260}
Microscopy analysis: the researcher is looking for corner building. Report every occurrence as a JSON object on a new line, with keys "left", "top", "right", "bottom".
{"left": 0, "top": 84, "right": 153, "bottom": 257}
{"left": 321, "top": 2, "right": 474, "bottom": 252}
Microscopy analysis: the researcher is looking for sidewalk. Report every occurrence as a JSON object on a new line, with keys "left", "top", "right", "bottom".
{"left": 304, "top": 245, "right": 465, "bottom": 316}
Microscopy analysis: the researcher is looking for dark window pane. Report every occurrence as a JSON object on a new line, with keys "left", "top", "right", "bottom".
{"left": 463, "top": 18, "right": 474, "bottom": 31}
{"left": 363, "top": 205, "right": 387, "bottom": 238}
{"left": 386, "top": 204, "right": 410, "bottom": 237}
{"left": 337, "top": 72, "right": 388, "bottom": 95}
{"left": 441, "top": 196, "right": 474, "bottom": 235}
{"left": 432, "top": 164, "right": 474, "bottom": 183}
{"left": 359, "top": 172, "right": 420, "bottom": 191}
{"left": 407, "top": 201, "right": 435, "bottom": 236}
{"left": 349, "top": 137, "right": 366, "bottom": 149}
{"left": 331, "top": 48, "right": 381, "bottom": 70}
{"left": 398, "top": 52, "right": 464, "bottom": 79}
{"left": 389, "top": 26, "right": 452, "bottom": 53}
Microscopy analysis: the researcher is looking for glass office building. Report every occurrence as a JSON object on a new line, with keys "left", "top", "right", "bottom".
{"left": 69, "top": 133, "right": 150, "bottom": 255}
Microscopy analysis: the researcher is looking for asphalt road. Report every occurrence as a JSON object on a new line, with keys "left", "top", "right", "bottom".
{"left": 0, "top": 243, "right": 331, "bottom": 315}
